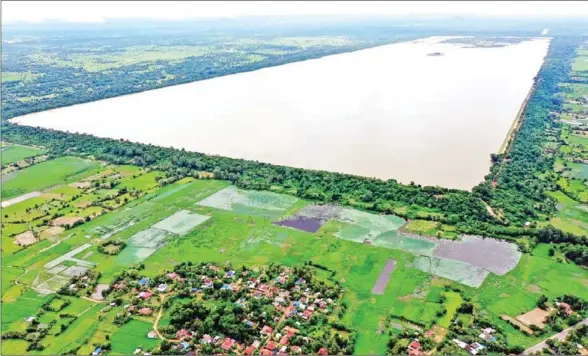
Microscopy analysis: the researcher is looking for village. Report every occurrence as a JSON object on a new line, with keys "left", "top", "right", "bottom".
{"left": 92, "top": 262, "right": 356, "bottom": 355}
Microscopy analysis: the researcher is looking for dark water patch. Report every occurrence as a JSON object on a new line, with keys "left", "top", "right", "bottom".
{"left": 274, "top": 216, "right": 324, "bottom": 233}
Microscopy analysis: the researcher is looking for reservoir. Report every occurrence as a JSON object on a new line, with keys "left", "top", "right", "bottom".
{"left": 11, "top": 37, "right": 550, "bottom": 189}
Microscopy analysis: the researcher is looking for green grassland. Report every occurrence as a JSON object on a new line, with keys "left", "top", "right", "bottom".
{"left": 1, "top": 144, "right": 46, "bottom": 166}
{"left": 1, "top": 157, "right": 102, "bottom": 200}
{"left": 2, "top": 158, "right": 588, "bottom": 354}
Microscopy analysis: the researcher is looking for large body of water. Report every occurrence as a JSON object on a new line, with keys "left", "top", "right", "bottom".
{"left": 12, "top": 37, "right": 550, "bottom": 189}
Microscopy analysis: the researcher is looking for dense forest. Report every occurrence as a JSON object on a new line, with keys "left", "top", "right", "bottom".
{"left": 2, "top": 21, "right": 587, "bottom": 248}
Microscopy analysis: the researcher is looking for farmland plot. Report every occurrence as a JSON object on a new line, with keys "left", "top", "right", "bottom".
{"left": 197, "top": 185, "right": 298, "bottom": 217}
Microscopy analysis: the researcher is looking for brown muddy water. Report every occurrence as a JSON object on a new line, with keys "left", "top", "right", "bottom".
{"left": 11, "top": 37, "right": 550, "bottom": 189}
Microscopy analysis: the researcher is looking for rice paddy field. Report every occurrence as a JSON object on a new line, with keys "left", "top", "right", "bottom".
{"left": 2, "top": 154, "right": 587, "bottom": 355}
{"left": 1, "top": 143, "right": 46, "bottom": 166}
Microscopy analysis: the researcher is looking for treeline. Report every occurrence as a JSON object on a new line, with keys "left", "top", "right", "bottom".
{"left": 1, "top": 35, "right": 418, "bottom": 121}
{"left": 473, "top": 36, "right": 581, "bottom": 224}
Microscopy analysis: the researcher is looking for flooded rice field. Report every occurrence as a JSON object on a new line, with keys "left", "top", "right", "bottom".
{"left": 275, "top": 203, "right": 522, "bottom": 287}
{"left": 11, "top": 36, "right": 550, "bottom": 189}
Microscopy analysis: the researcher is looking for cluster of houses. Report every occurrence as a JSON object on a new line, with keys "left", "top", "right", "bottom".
{"left": 117, "top": 264, "right": 341, "bottom": 355}
{"left": 452, "top": 328, "right": 495, "bottom": 355}
{"left": 555, "top": 301, "right": 574, "bottom": 316}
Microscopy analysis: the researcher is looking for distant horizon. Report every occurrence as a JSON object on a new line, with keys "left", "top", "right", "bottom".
{"left": 3, "top": 1, "right": 588, "bottom": 24}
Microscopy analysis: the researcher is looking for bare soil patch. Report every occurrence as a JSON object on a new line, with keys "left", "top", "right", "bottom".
{"left": 516, "top": 308, "right": 550, "bottom": 329}
{"left": 52, "top": 216, "right": 83, "bottom": 227}
{"left": 526, "top": 284, "right": 542, "bottom": 293}
{"left": 41, "top": 226, "right": 65, "bottom": 238}
{"left": 70, "top": 181, "right": 91, "bottom": 189}
{"left": 14, "top": 231, "right": 37, "bottom": 246}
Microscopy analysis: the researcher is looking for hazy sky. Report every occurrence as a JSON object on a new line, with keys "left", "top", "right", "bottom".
{"left": 3, "top": 1, "right": 588, "bottom": 23}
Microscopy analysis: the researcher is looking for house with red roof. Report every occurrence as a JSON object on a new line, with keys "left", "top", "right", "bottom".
{"left": 176, "top": 329, "right": 192, "bottom": 339}
{"left": 138, "top": 291, "right": 152, "bottom": 300}
{"left": 301, "top": 310, "right": 312, "bottom": 320}
{"left": 138, "top": 307, "right": 153, "bottom": 316}
{"left": 260, "top": 349, "right": 272, "bottom": 356}
{"left": 221, "top": 338, "right": 236, "bottom": 351}
{"left": 266, "top": 341, "right": 277, "bottom": 350}
{"left": 244, "top": 346, "right": 255, "bottom": 355}
{"left": 261, "top": 325, "right": 273, "bottom": 336}
{"left": 279, "top": 335, "right": 289, "bottom": 345}
{"left": 318, "top": 347, "right": 328, "bottom": 355}
{"left": 408, "top": 339, "right": 423, "bottom": 356}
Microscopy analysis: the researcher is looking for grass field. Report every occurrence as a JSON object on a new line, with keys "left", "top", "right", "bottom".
{"left": 110, "top": 319, "right": 160, "bottom": 354}
{"left": 1, "top": 157, "right": 102, "bottom": 200}
{"left": 1, "top": 144, "right": 46, "bottom": 166}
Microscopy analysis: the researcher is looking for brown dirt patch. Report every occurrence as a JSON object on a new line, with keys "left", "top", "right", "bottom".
{"left": 198, "top": 171, "right": 214, "bottom": 179}
{"left": 501, "top": 315, "right": 534, "bottom": 335}
{"left": 431, "top": 325, "right": 447, "bottom": 343}
{"left": 398, "top": 294, "right": 414, "bottom": 302}
{"left": 526, "top": 284, "right": 542, "bottom": 293}
{"left": 14, "top": 231, "right": 38, "bottom": 246}
{"left": 52, "top": 216, "right": 83, "bottom": 227}
{"left": 41, "top": 226, "right": 64, "bottom": 238}
{"left": 70, "top": 181, "right": 91, "bottom": 189}
{"left": 515, "top": 308, "right": 550, "bottom": 329}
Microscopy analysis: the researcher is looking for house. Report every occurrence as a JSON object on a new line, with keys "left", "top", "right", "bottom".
{"left": 133, "top": 348, "right": 142, "bottom": 355}
{"left": 472, "top": 343, "right": 485, "bottom": 353}
{"left": 209, "top": 265, "right": 220, "bottom": 272}
{"left": 424, "top": 330, "right": 435, "bottom": 339}
{"left": 482, "top": 327, "right": 495, "bottom": 335}
{"left": 261, "top": 325, "right": 273, "bottom": 336}
{"left": 147, "top": 331, "right": 158, "bottom": 339}
{"left": 221, "top": 284, "right": 233, "bottom": 291}
{"left": 138, "top": 277, "right": 150, "bottom": 286}
{"left": 479, "top": 333, "right": 496, "bottom": 342}
{"left": 279, "top": 335, "right": 289, "bottom": 345}
{"left": 221, "top": 338, "right": 236, "bottom": 351}
{"left": 266, "top": 341, "right": 277, "bottom": 350}
{"left": 279, "top": 346, "right": 288, "bottom": 354}
{"left": 139, "top": 307, "right": 153, "bottom": 316}
{"left": 408, "top": 339, "right": 423, "bottom": 356}
{"left": 283, "top": 326, "right": 299, "bottom": 336}
{"left": 465, "top": 344, "right": 477, "bottom": 355}
{"left": 260, "top": 349, "right": 272, "bottom": 356}
{"left": 179, "top": 341, "right": 190, "bottom": 351}
{"left": 318, "top": 347, "right": 328, "bottom": 355}
{"left": 244, "top": 346, "right": 255, "bottom": 355}
{"left": 176, "top": 329, "right": 192, "bottom": 339}
{"left": 202, "top": 279, "right": 213, "bottom": 289}
{"left": 556, "top": 302, "right": 573, "bottom": 316}
{"left": 157, "top": 283, "right": 168, "bottom": 292}
{"left": 295, "top": 278, "right": 306, "bottom": 285}
{"left": 167, "top": 272, "right": 179, "bottom": 279}
{"left": 291, "top": 346, "right": 302, "bottom": 354}
{"left": 301, "top": 310, "right": 312, "bottom": 320}
{"left": 138, "top": 291, "right": 152, "bottom": 300}
{"left": 200, "top": 334, "right": 213, "bottom": 344}
{"left": 226, "top": 270, "right": 236, "bottom": 278}
{"left": 243, "top": 320, "right": 255, "bottom": 328}
{"left": 453, "top": 339, "right": 467, "bottom": 349}
{"left": 92, "top": 347, "right": 102, "bottom": 356}
{"left": 252, "top": 340, "right": 261, "bottom": 349}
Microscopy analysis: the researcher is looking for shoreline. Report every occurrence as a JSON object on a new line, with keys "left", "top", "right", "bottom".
{"left": 498, "top": 78, "right": 538, "bottom": 155}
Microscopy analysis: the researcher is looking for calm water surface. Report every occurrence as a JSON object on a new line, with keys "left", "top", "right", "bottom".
{"left": 12, "top": 37, "right": 550, "bottom": 189}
